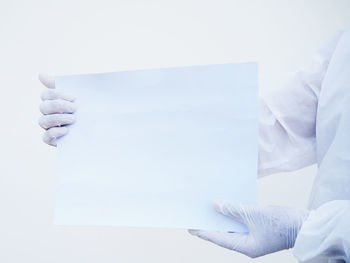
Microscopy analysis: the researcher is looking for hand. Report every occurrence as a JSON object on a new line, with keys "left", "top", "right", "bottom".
{"left": 38, "top": 74, "right": 76, "bottom": 146}
{"left": 189, "top": 200, "right": 309, "bottom": 258}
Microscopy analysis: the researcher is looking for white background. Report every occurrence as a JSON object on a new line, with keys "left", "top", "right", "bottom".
{"left": 0, "top": 0, "right": 349, "bottom": 262}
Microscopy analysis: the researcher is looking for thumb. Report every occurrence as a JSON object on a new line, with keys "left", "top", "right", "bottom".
{"left": 38, "top": 73, "right": 55, "bottom": 89}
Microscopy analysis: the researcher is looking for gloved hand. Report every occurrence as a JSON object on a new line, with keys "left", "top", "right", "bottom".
{"left": 38, "top": 74, "right": 76, "bottom": 146}
{"left": 189, "top": 200, "right": 309, "bottom": 258}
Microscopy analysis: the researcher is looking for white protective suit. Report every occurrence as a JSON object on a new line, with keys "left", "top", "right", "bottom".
{"left": 259, "top": 30, "right": 350, "bottom": 262}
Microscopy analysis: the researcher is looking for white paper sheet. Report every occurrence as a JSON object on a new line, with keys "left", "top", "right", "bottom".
{"left": 55, "top": 63, "right": 258, "bottom": 231}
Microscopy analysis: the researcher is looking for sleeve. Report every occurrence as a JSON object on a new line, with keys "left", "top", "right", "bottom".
{"left": 258, "top": 31, "right": 344, "bottom": 177}
{"left": 293, "top": 200, "right": 350, "bottom": 263}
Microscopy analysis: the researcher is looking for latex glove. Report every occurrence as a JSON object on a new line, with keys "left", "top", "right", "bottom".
{"left": 189, "top": 200, "right": 309, "bottom": 258}
{"left": 38, "top": 74, "right": 76, "bottom": 146}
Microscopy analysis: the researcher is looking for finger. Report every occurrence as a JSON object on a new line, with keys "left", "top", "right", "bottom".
{"left": 41, "top": 89, "right": 75, "bottom": 102}
{"left": 189, "top": 230, "right": 251, "bottom": 254}
{"left": 40, "top": 99, "right": 76, "bottom": 115}
{"left": 213, "top": 200, "right": 257, "bottom": 226}
{"left": 38, "top": 74, "right": 55, "bottom": 89}
{"left": 39, "top": 114, "right": 76, "bottom": 129}
{"left": 43, "top": 127, "right": 68, "bottom": 147}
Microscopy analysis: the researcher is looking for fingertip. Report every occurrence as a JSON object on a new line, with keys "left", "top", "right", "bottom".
{"left": 39, "top": 100, "right": 47, "bottom": 114}
{"left": 38, "top": 73, "right": 46, "bottom": 84}
{"left": 71, "top": 103, "right": 78, "bottom": 113}
{"left": 42, "top": 133, "right": 56, "bottom": 147}
{"left": 38, "top": 73, "right": 55, "bottom": 89}
{"left": 60, "top": 126, "right": 69, "bottom": 134}
{"left": 38, "top": 115, "right": 46, "bottom": 129}
{"left": 68, "top": 113, "right": 76, "bottom": 123}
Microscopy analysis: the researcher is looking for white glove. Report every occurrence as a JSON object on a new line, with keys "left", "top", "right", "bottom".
{"left": 38, "top": 74, "right": 76, "bottom": 146}
{"left": 189, "top": 200, "right": 309, "bottom": 258}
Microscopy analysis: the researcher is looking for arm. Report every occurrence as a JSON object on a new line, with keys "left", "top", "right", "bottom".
{"left": 190, "top": 31, "right": 344, "bottom": 258}
{"left": 258, "top": 31, "right": 343, "bottom": 176}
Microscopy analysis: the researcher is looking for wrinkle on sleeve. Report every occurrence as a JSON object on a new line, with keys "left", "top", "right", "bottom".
{"left": 258, "top": 31, "right": 343, "bottom": 177}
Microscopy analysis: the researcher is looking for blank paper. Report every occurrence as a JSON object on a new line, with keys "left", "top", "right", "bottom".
{"left": 55, "top": 63, "right": 258, "bottom": 231}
